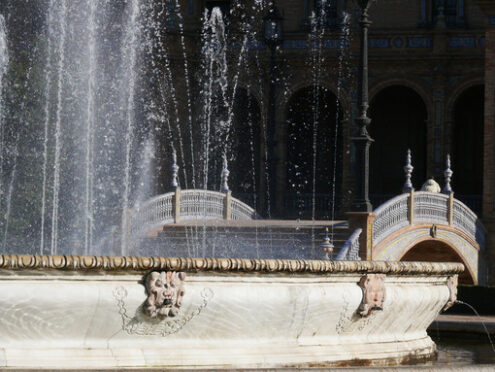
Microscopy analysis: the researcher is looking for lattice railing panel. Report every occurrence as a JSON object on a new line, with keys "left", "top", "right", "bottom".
{"left": 129, "top": 189, "right": 258, "bottom": 240}
{"left": 414, "top": 192, "right": 449, "bottom": 225}
{"left": 373, "top": 194, "right": 409, "bottom": 245}
{"left": 130, "top": 192, "right": 174, "bottom": 238}
{"left": 453, "top": 199, "right": 485, "bottom": 248}
{"left": 337, "top": 228, "right": 362, "bottom": 261}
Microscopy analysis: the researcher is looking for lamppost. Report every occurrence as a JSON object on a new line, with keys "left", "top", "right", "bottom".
{"left": 351, "top": 0, "right": 375, "bottom": 212}
{"left": 263, "top": 4, "right": 283, "bottom": 217}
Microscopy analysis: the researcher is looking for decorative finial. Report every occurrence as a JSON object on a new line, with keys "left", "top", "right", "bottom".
{"left": 402, "top": 149, "right": 414, "bottom": 193}
{"left": 171, "top": 148, "right": 179, "bottom": 189}
{"left": 443, "top": 154, "right": 453, "bottom": 194}
{"left": 321, "top": 227, "right": 334, "bottom": 260}
{"left": 220, "top": 153, "right": 230, "bottom": 193}
{"left": 421, "top": 177, "right": 441, "bottom": 193}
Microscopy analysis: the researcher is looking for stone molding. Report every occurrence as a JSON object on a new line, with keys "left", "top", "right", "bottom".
{"left": 0, "top": 254, "right": 464, "bottom": 275}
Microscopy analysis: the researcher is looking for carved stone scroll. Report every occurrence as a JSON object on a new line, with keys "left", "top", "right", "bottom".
{"left": 358, "top": 273, "right": 386, "bottom": 317}
{"left": 144, "top": 271, "right": 186, "bottom": 318}
{"left": 442, "top": 274, "right": 458, "bottom": 312}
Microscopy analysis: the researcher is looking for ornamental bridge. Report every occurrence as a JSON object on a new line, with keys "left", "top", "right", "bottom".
{"left": 128, "top": 154, "right": 485, "bottom": 286}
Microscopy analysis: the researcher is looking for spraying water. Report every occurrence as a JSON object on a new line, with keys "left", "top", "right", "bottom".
{"left": 0, "top": 14, "right": 8, "bottom": 200}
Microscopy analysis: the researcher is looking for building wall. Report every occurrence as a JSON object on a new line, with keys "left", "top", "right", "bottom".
{"left": 161, "top": 0, "right": 494, "bottom": 281}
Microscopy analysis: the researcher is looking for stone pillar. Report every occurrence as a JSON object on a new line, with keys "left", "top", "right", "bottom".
{"left": 475, "top": 0, "right": 495, "bottom": 284}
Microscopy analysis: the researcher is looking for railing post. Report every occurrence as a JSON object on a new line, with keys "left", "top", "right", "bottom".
{"left": 408, "top": 189, "right": 415, "bottom": 225}
{"left": 448, "top": 192, "right": 454, "bottom": 226}
{"left": 224, "top": 191, "right": 232, "bottom": 220}
{"left": 173, "top": 187, "right": 181, "bottom": 223}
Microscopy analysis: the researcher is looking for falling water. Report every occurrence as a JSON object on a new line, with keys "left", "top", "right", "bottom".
{"left": 455, "top": 300, "right": 495, "bottom": 353}
{"left": 330, "top": 11, "right": 351, "bottom": 244}
{"left": 40, "top": 0, "right": 54, "bottom": 255}
{"left": 0, "top": 14, "right": 8, "bottom": 198}
{"left": 120, "top": 0, "right": 141, "bottom": 255}
{"left": 50, "top": 0, "right": 68, "bottom": 255}
{"left": 83, "top": 0, "right": 98, "bottom": 255}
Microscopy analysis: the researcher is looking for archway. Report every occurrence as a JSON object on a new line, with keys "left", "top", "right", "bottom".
{"left": 230, "top": 88, "right": 262, "bottom": 209}
{"left": 285, "top": 86, "right": 343, "bottom": 219}
{"left": 400, "top": 239, "right": 475, "bottom": 284}
{"left": 452, "top": 85, "right": 484, "bottom": 216}
{"left": 369, "top": 86, "right": 427, "bottom": 205}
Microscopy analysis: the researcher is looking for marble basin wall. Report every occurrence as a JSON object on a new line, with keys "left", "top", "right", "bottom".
{"left": 0, "top": 255, "right": 463, "bottom": 369}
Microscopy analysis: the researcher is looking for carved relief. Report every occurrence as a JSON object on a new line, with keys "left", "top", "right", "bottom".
{"left": 358, "top": 274, "right": 386, "bottom": 317}
{"left": 113, "top": 286, "right": 213, "bottom": 337}
{"left": 144, "top": 271, "right": 186, "bottom": 318}
{"left": 442, "top": 274, "right": 458, "bottom": 312}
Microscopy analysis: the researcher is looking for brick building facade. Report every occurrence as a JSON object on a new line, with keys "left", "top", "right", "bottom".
{"left": 159, "top": 0, "right": 494, "bottom": 282}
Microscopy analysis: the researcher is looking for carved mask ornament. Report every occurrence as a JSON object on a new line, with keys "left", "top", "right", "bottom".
{"left": 442, "top": 274, "right": 458, "bottom": 312}
{"left": 144, "top": 271, "right": 186, "bottom": 318}
{"left": 358, "top": 273, "right": 386, "bottom": 317}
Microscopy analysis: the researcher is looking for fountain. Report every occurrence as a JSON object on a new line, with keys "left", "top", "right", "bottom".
{"left": 0, "top": 0, "right": 463, "bottom": 368}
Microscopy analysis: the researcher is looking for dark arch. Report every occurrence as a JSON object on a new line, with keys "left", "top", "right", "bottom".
{"left": 369, "top": 86, "right": 427, "bottom": 204}
{"left": 452, "top": 85, "right": 484, "bottom": 216}
{"left": 285, "top": 86, "right": 343, "bottom": 219}
{"left": 400, "top": 239, "right": 475, "bottom": 284}
{"left": 230, "top": 88, "right": 262, "bottom": 209}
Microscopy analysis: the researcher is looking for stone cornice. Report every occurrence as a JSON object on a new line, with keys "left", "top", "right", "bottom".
{"left": 0, "top": 255, "right": 464, "bottom": 275}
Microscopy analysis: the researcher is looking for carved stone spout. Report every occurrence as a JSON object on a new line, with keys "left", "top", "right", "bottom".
{"left": 144, "top": 271, "right": 186, "bottom": 318}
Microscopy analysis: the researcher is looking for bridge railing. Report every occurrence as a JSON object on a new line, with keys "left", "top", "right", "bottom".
{"left": 337, "top": 228, "right": 362, "bottom": 261}
{"left": 129, "top": 189, "right": 258, "bottom": 240}
{"left": 372, "top": 191, "right": 485, "bottom": 249}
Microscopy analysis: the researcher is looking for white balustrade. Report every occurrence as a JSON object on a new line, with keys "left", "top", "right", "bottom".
{"left": 372, "top": 191, "right": 485, "bottom": 249}
{"left": 373, "top": 194, "right": 409, "bottom": 245}
{"left": 129, "top": 189, "right": 258, "bottom": 240}
{"left": 337, "top": 228, "right": 362, "bottom": 261}
{"left": 414, "top": 191, "right": 449, "bottom": 225}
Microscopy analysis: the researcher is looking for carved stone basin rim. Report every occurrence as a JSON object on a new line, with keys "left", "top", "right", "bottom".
{"left": 0, "top": 254, "right": 464, "bottom": 275}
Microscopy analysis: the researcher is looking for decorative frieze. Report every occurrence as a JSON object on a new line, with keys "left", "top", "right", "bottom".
{"left": 0, "top": 254, "right": 464, "bottom": 275}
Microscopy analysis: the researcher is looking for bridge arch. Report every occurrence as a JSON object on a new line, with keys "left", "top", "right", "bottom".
{"left": 368, "top": 191, "right": 485, "bottom": 284}
{"left": 399, "top": 238, "right": 476, "bottom": 284}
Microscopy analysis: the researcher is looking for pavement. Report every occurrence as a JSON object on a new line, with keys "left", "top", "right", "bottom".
{"left": 429, "top": 314, "right": 495, "bottom": 336}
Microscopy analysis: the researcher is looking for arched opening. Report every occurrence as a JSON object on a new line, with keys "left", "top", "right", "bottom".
{"left": 452, "top": 85, "right": 484, "bottom": 216}
{"left": 401, "top": 239, "right": 475, "bottom": 284}
{"left": 285, "top": 86, "right": 343, "bottom": 219}
{"left": 369, "top": 86, "right": 427, "bottom": 205}
{"left": 230, "top": 88, "right": 262, "bottom": 210}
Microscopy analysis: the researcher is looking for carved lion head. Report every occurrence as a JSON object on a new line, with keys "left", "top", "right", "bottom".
{"left": 144, "top": 271, "right": 186, "bottom": 318}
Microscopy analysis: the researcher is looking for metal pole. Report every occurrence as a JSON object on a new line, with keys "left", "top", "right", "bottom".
{"left": 351, "top": 0, "right": 374, "bottom": 212}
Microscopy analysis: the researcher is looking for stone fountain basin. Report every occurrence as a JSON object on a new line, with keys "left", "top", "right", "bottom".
{"left": 0, "top": 255, "right": 462, "bottom": 369}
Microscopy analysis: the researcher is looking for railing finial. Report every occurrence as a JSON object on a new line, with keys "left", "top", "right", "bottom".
{"left": 220, "top": 152, "right": 230, "bottom": 193}
{"left": 443, "top": 154, "right": 453, "bottom": 194}
{"left": 402, "top": 149, "right": 414, "bottom": 193}
{"left": 171, "top": 148, "right": 179, "bottom": 189}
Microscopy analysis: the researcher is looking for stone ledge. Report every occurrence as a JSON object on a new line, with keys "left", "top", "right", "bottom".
{"left": 0, "top": 254, "right": 464, "bottom": 275}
